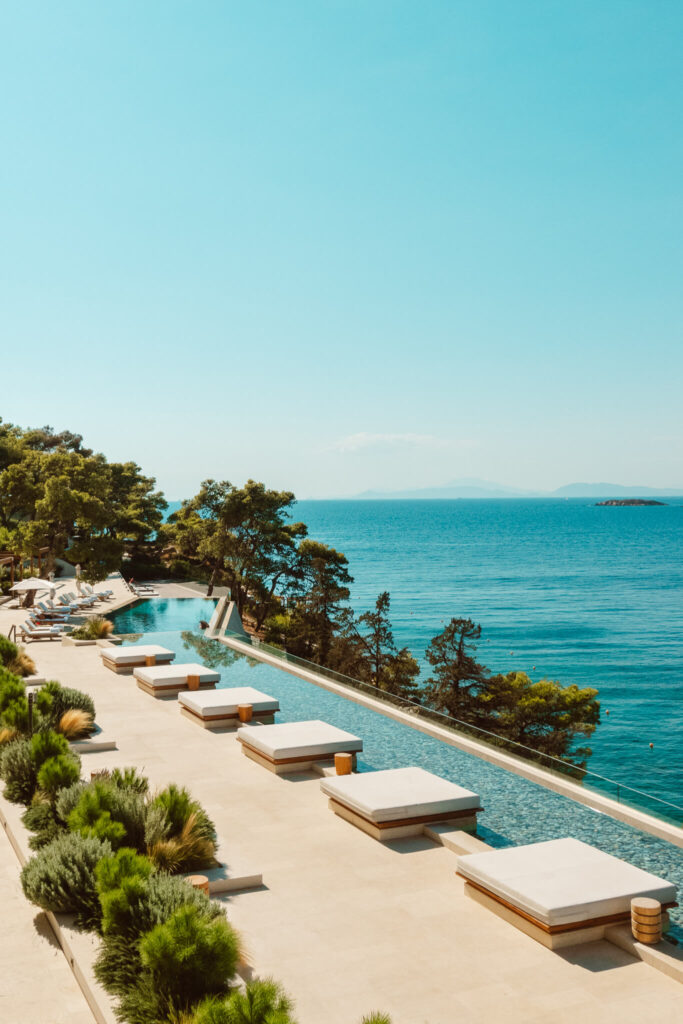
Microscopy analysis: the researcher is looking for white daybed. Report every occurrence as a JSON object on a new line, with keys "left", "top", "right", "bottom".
{"left": 456, "top": 837, "right": 677, "bottom": 949}
{"left": 179, "top": 686, "right": 280, "bottom": 728}
{"left": 100, "top": 644, "right": 175, "bottom": 674}
{"left": 237, "top": 719, "right": 363, "bottom": 775}
{"left": 134, "top": 662, "right": 220, "bottom": 697}
{"left": 320, "top": 766, "right": 482, "bottom": 841}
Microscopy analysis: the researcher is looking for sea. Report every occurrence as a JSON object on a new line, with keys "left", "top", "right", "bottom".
{"left": 166, "top": 497, "right": 683, "bottom": 810}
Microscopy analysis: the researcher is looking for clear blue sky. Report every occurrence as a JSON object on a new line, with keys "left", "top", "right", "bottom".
{"left": 1, "top": 2, "right": 681, "bottom": 498}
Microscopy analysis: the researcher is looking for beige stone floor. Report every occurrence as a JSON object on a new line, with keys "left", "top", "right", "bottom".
{"left": 0, "top": 825, "right": 95, "bottom": 1024}
{"left": 2, "top": 580, "right": 683, "bottom": 1023}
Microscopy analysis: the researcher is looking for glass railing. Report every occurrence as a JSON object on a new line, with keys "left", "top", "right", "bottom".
{"left": 221, "top": 629, "right": 683, "bottom": 829}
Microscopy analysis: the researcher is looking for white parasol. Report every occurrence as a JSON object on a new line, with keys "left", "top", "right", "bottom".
{"left": 10, "top": 578, "right": 53, "bottom": 593}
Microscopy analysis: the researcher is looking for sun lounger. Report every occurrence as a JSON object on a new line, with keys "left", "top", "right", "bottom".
{"left": 456, "top": 837, "right": 677, "bottom": 949}
{"left": 179, "top": 686, "right": 280, "bottom": 728}
{"left": 134, "top": 662, "right": 220, "bottom": 698}
{"left": 36, "top": 602, "right": 72, "bottom": 619}
{"left": 66, "top": 590, "right": 98, "bottom": 608}
{"left": 131, "top": 586, "right": 159, "bottom": 597}
{"left": 28, "top": 612, "right": 69, "bottom": 630}
{"left": 59, "top": 592, "right": 95, "bottom": 609}
{"left": 20, "top": 621, "right": 63, "bottom": 642}
{"left": 83, "top": 583, "right": 113, "bottom": 601}
{"left": 47, "top": 598, "right": 79, "bottom": 614}
{"left": 100, "top": 644, "right": 175, "bottom": 674}
{"left": 320, "top": 767, "right": 482, "bottom": 841}
{"left": 237, "top": 719, "right": 363, "bottom": 775}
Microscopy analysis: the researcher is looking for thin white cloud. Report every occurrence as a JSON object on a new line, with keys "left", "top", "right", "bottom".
{"left": 330, "top": 432, "right": 475, "bottom": 454}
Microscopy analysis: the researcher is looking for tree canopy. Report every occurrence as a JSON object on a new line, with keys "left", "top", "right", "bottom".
{"left": 423, "top": 617, "right": 600, "bottom": 768}
{"left": 0, "top": 419, "right": 166, "bottom": 583}
{"left": 167, "top": 480, "right": 307, "bottom": 618}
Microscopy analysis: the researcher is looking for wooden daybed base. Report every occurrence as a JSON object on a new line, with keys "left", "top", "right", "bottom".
{"left": 329, "top": 798, "right": 482, "bottom": 842}
{"left": 102, "top": 654, "right": 172, "bottom": 675}
{"left": 180, "top": 705, "right": 276, "bottom": 729}
{"left": 240, "top": 740, "right": 358, "bottom": 776}
{"left": 137, "top": 679, "right": 217, "bottom": 699}
{"left": 456, "top": 873, "right": 677, "bottom": 950}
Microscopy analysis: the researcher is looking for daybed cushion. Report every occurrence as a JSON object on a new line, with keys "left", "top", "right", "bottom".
{"left": 237, "top": 720, "right": 362, "bottom": 760}
{"left": 320, "top": 766, "right": 479, "bottom": 822}
{"left": 457, "top": 837, "right": 676, "bottom": 928}
{"left": 100, "top": 644, "right": 175, "bottom": 665}
{"left": 179, "top": 687, "right": 279, "bottom": 716}
{"left": 134, "top": 663, "right": 220, "bottom": 687}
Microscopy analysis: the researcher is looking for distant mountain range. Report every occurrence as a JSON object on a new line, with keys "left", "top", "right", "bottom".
{"left": 352, "top": 478, "right": 683, "bottom": 500}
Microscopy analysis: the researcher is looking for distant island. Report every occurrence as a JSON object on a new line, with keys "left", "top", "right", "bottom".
{"left": 595, "top": 499, "right": 667, "bottom": 507}
{"left": 349, "top": 478, "right": 683, "bottom": 500}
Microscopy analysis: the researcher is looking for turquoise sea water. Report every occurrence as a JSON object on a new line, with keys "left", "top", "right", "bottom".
{"left": 163, "top": 497, "right": 683, "bottom": 808}
{"left": 293, "top": 499, "right": 683, "bottom": 810}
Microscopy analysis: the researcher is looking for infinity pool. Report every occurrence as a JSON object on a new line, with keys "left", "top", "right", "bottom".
{"left": 109, "top": 597, "right": 215, "bottom": 634}
{"left": 116, "top": 611, "right": 683, "bottom": 940}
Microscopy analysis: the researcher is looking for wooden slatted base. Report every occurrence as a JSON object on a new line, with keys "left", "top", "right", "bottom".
{"left": 329, "top": 798, "right": 481, "bottom": 842}
{"left": 180, "top": 706, "right": 275, "bottom": 730}
{"left": 240, "top": 739, "right": 358, "bottom": 775}
{"left": 102, "top": 656, "right": 173, "bottom": 675}
{"left": 459, "top": 878, "right": 676, "bottom": 950}
{"left": 136, "top": 679, "right": 217, "bottom": 699}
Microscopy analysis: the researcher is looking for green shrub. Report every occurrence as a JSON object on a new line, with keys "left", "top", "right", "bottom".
{"left": 6, "top": 647, "right": 36, "bottom": 677}
{"left": 117, "top": 906, "right": 240, "bottom": 1023}
{"left": 146, "top": 784, "right": 217, "bottom": 873}
{"left": 0, "top": 673, "right": 25, "bottom": 713}
{"left": 0, "top": 729, "right": 80, "bottom": 806}
{"left": 0, "top": 634, "right": 19, "bottom": 667}
{"left": 192, "top": 978, "right": 297, "bottom": 1024}
{"left": 95, "top": 872, "right": 223, "bottom": 996}
{"left": 110, "top": 766, "right": 149, "bottom": 795}
{"left": 30, "top": 729, "right": 70, "bottom": 767}
{"left": 42, "top": 682, "right": 96, "bottom": 726}
{"left": 360, "top": 1016, "right": 392, "bottom": 1024}
{"left": 69, "top": 616, "right": 114, "bottom": 641}
{"left": 37, "top": 753, "right": 81, "bottom": 800}
{"left": 22, "top": 799, "right": 64, "bottom": 849}
{"left": 151, "top": 785, "right": 217, "bottom": 844}
{"left": 0, "top": 739, "right": 37, "bottom": 803}
{"left": 94, "top": 934, "right": 143, "bottom": 999}
{"left": 0, "top": 679, "right": 53, "bottom": 735}
{"left": 96, "top": 848, "right": 154, "bottom": 936}
{"left": 0, "top": 637, "right": 36, "bottom": 677}
{"left": 68, "top": 779, "right": 147, "bottom": 851}
{"left": 55, "top": 780, "right": 87, "bottom": 821}
{"left": 21, "top": 832, "right": 112, "bottom": 929}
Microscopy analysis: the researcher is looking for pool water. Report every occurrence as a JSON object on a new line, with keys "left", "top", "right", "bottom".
{"left": 117, "top": 611, "right": 683, "bottom": 940}
{"left": 109, "top": 597, "right": 216, "bottom": 635}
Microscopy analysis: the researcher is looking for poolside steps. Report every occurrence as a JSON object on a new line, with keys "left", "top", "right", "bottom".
{"left": 425, "top": 824, "right": 492, "bottom": 855}
{"left": 606, "top": 923, "right": 683, "bottom": 984}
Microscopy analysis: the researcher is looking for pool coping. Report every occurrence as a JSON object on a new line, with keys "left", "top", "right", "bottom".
{"left": 219, "top": 635, "right": 683, "bottom": 851}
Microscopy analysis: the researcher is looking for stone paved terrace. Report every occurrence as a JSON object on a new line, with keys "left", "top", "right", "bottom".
{"left": 0, "top": 822, "right": 96, "bottom": 1024}
{"left": 2, "top": 576, "right": 683, "bottom": 1023}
